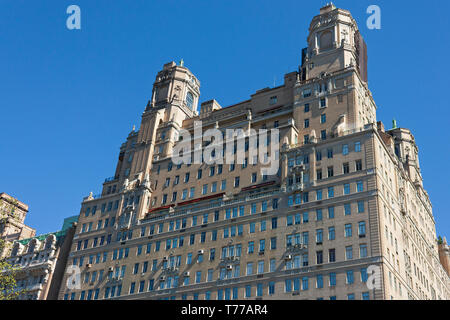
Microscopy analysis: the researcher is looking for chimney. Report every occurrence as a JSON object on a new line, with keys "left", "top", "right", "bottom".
{"left": 377, "top": 121, "right": 385, "bottom": 133}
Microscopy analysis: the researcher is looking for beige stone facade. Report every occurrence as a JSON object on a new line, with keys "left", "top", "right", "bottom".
{"left": 57, "top": 4, "right": 449, "bottom": 300}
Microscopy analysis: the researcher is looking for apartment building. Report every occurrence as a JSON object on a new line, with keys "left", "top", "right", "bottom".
{"left": 57, "top": 3, "right": 450, "bottom": 300}
{"left": 5, "top": 216, "right": 77, "bottom": 300}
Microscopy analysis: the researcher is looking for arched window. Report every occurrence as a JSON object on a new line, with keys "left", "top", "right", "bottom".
{"left": 186, "top": 91, "right": 194, "bottom": 110}
{"left": 45, "top": 235, "right": 56, "bottom": 250}
{"left": 28, "top": 239, "right": 38, "bottom": 253}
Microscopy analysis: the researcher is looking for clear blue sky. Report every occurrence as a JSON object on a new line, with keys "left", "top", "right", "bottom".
{"left": 1, "top": 1, "right": 449, "bottom": 238}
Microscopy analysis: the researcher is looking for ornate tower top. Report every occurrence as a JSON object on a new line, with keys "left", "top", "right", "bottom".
{"left": 148, "top": 61, "right": 200, "bottom": 118}
{"left": 302, "top": 5, "right": 368, "bottom": 82}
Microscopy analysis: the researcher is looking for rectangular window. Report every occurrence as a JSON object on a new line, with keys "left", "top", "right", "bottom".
{"left": 316, "top": 275, "right": 323, "bottom": 288}
{"left": 316, "top": 251, "right": 323, "bottom": 264}
{"left": 342, "top": 144, "right": 349, "bottom": 155}
{"left": 328, "top": 206, "right": 334, "bottom": 219}
{"left": 344, "top": 183, "right": 350, "bottom": 195}
{"left": 329, "top": 273, "right": 336, "bottom": 286}
{"left": 328, "top": 187, "right": 334, "bottom": 198}
{"left": 346, "top": 270, "right": 354, "bottom": 284}
{"left": 321, "top": 130, "right": 326, "bottom": 141}
{"left": 327, "top": 166, "right": 334, "bottom": 177}
{"left": 329, "top": 248, "right": 336, "bottom": 262}
{"left": 357, "top": 181, "right": 364, "bottom": 192}
{"left": 356, "top": 160, "right": 362, "bottom": 171}
{"left": 328, "top": 227, "right": 335, "bottom": 241}
{"left": 346, "top": 246, "right": 353, "bottom": 260}
{"left": 357, "top": 201, "right": 365, "bottom": 213}
{"left": 345, "top": 224, "right": 352, "bottom": 237}
{"left": 304, "top": 119, "right": 309, "bottom": 128}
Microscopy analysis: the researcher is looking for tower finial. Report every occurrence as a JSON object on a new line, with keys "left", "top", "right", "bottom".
{"left": 179, "top": 58, "right": 184, "bottom": 67}
{"left": 392, "top": 119, "right": 397, "bottom": 129}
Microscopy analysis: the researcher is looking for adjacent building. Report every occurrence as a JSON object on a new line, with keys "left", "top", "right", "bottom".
{"left": 0, "top": 193, "right": 36, "bottom": 257}
{"left": 5, "top": 216, "right": 77, "bottom": 300}
{"left": 57, "top": 4, "right": 450, "bottom": 300}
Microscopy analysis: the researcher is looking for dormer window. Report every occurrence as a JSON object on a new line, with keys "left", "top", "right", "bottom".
{"left": 186, "top": 91, "right": 194, "bottom": 110}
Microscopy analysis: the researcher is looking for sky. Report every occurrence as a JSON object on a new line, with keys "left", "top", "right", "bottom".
{"left": 0, "top": 0, "right": 449, "bottom": 237}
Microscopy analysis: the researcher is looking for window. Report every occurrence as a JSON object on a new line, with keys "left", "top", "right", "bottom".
{"left": 304, "top": 119, "right": 310, "bottom": 128}
{"left": 355, "top": 142, "right": 361, "bottom": 152}
{"left": 342, "top": 144, "right": 349, "bottom": 155}
{"left": 328, "top": 207, "right": 334, "bottom": 219}
{"left": 347, "top": 270, "right": 354, "bottom": 284}
{"left": 356, "top": 160, "right": 362, "bottom": 171}
{"left": 321, "top": 130, "right": 326, "bottom": 140}
{"left": 316, "top": 229, "right": 323, "bottom": 243}
{"left": 304, "top": 103, "right": 310, "bottom": 112}
{"left": 186, "top": 91, "right": 194, "bottom": 109}
{"left": 316, "top": 169, "right": 322, "bottom": 180}
{"left": 328, "top": 227, "right": 335, "bottom": 241}
{"left": 358, "top": 222, "right": 366, "bottom": 237}
{"left": 316, "top": 275, "right": 323, "bottom": 288}
{"left": 246, "top": 262, "right": 253, "bottom": 275}
{"left": 327, "top": 166, "right": 333, "bottom": 177}
{"left": 320, "top": 98, "right": 326, "bottom": 108}
{"left": 234, "top": 177, "right": 240, "bottom": 188}
{"left": 329, "top": 248, "right": 336, "bottom": 262}
{"left": 248, "top": 241, "right": 254, "bottom": 254}
{"left": 344, "top": 183, "right": 350, "bottom": 195}
{"left": 304, "top": 135, "right": 309, "bottom": 144}
{"left": 320, "top": 114, "right": 326, "bottom": 124}
{"left": 302, "top": 277, "right": 309, "bottom": 290}
{"left": 285, "top": 279, "right": 292, "bottom": 292}
{"left": 357, "top": 201, "right": 365, "bottom": 213}
{"left": 316, "top": 251, "right": 323, "bottom": 264}
{"left": 327, "top": 148, "right": 333, "bottom": 158}
{"left": 271, "top": 217, "right": 277, "bottom": 229}
{"left": 345, "top": 224, "right": 352, "bottom": 237}
{"left": 245, "top": 285, "right": 252, "bottom": 298}
{"left": 343, "top": 162, "right": 349, "bottom": 174}
{"left": 360, "top": 244, "right": 368, "bottom": 258}
{"left": 327, "top": 187, "right": 334, "bottom": 198}
{"left": 357, "top": 181, "right": 364, "bottom": 192}
{"left": 345, "top": 246, "right": 353, "bottom": 260}
{"left": 329, "top": 273, "right": 336, "bottom": 286}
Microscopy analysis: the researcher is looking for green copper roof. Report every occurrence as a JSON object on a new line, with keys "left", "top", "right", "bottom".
{"left": 17, "top": 215, "right": 78, "bottom": 245}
